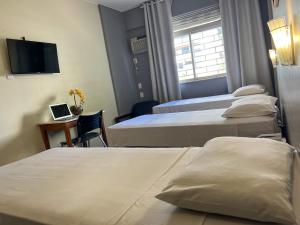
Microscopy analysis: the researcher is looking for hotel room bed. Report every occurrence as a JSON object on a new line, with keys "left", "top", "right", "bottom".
{"left": 0, "top": 147, "right": 299, "bottom": 225}
{"left": 153, "top": 85, "right": 267, "bottom": 114}
{"left": 107, "top": 109, "right": 279, "bottom": 147}
{"left": 153, "top": 94, "right": 243, "bottom": 114}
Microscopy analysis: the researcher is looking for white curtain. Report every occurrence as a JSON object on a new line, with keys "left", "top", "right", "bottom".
{"left": 220, "top": 0, "right": 273, "bottom": 94}
{"left": 144, "top": 0, "right": 181, "bottom": 103}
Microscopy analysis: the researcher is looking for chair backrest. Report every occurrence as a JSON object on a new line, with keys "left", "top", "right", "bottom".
{"left": 131, "top": 100, "right": 159, "bottom": 118}
{"left": 77, "top": 111, "right": 103, "bottom": 138}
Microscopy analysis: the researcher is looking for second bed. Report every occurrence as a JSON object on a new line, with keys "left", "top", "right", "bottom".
{"left": 107, "top": 108, "right": 279, "bottom": 147}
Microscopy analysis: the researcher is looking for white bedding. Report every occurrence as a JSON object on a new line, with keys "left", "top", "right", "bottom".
{"left": 0, "top": 147, "right": 299, "bottom": 225}
{"left": 0, "top": 148, "right": 194, "bottom": 225}
{"left": 153, "top": 94, "right": 268, "bottom": 114}
{"left": 153, "top": 94, "right": 237, "bottom": 114}
{"left": 157, "top": 137, "right": 296, "bottom": 224}
{"left": 107, "top": 109, "right": 279, "bottom": 147}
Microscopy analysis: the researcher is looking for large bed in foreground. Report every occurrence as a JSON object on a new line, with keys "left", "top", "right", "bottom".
{"left": 107, "top": 108, "right": 279, "bottom": 147}
{"left": 0, "top": 147, "right": 195, "bottom": 225}
{"left": 0, "top": 143, "right": 299, "bottom": 225}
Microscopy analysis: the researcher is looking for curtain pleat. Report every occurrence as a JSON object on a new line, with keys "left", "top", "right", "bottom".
{"left": 220, "top": 0, "right": 273, "bottom": 94}
{"left": 144, "top": 0, "right": 181, "bottom": 103}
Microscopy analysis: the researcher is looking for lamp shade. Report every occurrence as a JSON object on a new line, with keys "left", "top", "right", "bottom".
{"left": 267, "top": 17, "right": 293, "bottom": 65}
{"left": 269, "top": 49, "right": 277, "bottom": 66}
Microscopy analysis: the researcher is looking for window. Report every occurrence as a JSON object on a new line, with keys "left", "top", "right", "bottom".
{"left": 173, "top": 5, "right": 227, "bottom": 82}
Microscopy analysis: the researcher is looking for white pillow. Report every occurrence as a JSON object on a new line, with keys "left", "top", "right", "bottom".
{"left": 234, "top": 94, "right": 278, "bottom": 105}
{"left": 222, "top": 95, "right": 278, "bottom": 118}
{"left": 233, "top": 85, "right": 265, "bottom": 97}
{"left": 156, "top": 137, "right": 295, "bottom": 225}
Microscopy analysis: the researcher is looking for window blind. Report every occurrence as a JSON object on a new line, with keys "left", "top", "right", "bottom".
{"left": 172, "top": 4, "right": 221, "bottom": 32}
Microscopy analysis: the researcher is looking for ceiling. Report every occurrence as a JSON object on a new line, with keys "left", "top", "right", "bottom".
{"left": 86, "top": 0, "right": 146, "bottom": 12}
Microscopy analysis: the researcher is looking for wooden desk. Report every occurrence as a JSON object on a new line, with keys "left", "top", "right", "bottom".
{"left": 38, "top": 118, "right": 78, "bottom": 150}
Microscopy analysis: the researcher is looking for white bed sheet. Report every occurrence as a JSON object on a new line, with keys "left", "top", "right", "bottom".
{"left": 0, "top": 148, "right": 299, "bottom": 225}
{"left": 153, "top": 94, "right": 269, "bottom": 114}
{"left": 153, "top": 94, "right": 240, "bottom": 114}
{"left": 107, "top": 109, "right": 279, "bottom": 147}
{"left": 0, "top": 148, "right": 193, "bottom": 225}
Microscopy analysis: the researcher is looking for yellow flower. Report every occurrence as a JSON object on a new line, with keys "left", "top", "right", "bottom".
{"left": 75, "top": 88, "right": 82, "bottom": 95}
{"left": 68, "top": 88, "right": 86, "bottom": 105}
{"left": 68, "top": 89, "right": 74, "bottom": 96}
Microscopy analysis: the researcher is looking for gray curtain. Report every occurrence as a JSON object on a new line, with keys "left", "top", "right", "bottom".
{"left": 220, "top": 0, "right": 273, "bottom": 94}
{"left": 144, "top": 0, "right": 181, "bottom": 103}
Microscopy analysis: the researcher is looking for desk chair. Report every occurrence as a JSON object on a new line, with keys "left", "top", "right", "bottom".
{"left": 61, "top": 111, "right": 107, "bottom": 147}
{"left": 115, "top": 100, "right": 159, "bottom": 123}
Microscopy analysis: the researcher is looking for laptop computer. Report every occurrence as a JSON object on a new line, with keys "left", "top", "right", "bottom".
{"left": 49, "top": 103, "right": 76, "bottom": 121}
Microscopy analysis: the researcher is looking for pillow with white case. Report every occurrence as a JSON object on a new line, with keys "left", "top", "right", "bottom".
{"left": 232, "top": 85, "right": 265, "bottom": 97}
{"left": 156, "top": 137, "right": 296, "bottom": 225}
{"left": 222, "top": 95, "right": 278, "bottom": 118}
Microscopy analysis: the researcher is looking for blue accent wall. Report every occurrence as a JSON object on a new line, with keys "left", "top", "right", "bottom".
{"left": 180, "top": 77, "right": 228, "bottom": 99}
{"left": 99, "top": 6, "right": 140, "bottom": 115}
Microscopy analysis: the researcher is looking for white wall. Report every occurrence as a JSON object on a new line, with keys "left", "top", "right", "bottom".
{"left": 0, "top": 0, "right": 118, "bottom": 165}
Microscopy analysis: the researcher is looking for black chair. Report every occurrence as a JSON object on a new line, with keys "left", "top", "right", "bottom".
{"left": 115, "top": 100, "right": 159, "bottom": 123}
{"left": 61, "top": 111, "right": 107, "bottom": 147}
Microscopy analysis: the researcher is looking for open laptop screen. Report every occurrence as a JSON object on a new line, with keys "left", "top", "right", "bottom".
{"left": 49, "top": 104, "right": 72, "bottom": 120}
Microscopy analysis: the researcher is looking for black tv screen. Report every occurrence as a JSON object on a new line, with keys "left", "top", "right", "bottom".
{"left": 6, "top": 39, "right": 60, "bottom": 74}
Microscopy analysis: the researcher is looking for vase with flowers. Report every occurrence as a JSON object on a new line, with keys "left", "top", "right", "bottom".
{"left": 68, "top": 88, "right": 85, "bottom": 116}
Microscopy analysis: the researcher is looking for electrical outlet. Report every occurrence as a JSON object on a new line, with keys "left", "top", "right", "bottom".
{"left": 6, "top": 74, "right": 15, "bottom": 80}
{"left": 140, "top": 92, "right": 144, "bottom": 98}
{"left": 138, "top": 83, "right": 143, "bottom": 89}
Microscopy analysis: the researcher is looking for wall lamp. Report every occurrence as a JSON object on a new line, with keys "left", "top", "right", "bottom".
{"left": 267, "top": 17, "right": 294, "bottom": 65}
{"left": 269, "top": 49, "right": 277, "bottom": 67}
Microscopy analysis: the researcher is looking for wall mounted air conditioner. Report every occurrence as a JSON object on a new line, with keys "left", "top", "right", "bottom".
{"left": 130, "top": 37, "right": 148, "bottom": 55}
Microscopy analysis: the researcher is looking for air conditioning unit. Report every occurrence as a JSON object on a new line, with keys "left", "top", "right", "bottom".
{"left": 130, "top": 37, "right": 148, "bottom": 55}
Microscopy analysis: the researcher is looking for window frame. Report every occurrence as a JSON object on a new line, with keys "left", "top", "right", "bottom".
{"left": 174, "top": 20, "right": 226, "bottom": 84}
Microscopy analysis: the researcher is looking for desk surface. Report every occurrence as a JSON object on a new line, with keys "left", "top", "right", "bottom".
{"left": 38, "top": 117, "right": 78, "bottom": 126}
{"left": 38, "top": 112, "right": 100, "bottom": 126}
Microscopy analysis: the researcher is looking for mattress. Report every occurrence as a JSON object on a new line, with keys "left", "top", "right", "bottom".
{"left": 153, "top": 94, "right": 240, "bottom": 114}
{"left": 153, "top": 93, "right": 268, "bottom": 114}
{"left": 107, "top": 109, "right": 280, "bottom": 147}
{"left": 0, "top": 148, "right": 299, "bottom": 225}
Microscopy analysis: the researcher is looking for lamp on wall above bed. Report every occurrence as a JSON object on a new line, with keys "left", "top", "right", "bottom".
{"left": 267, "top": 17, "right": 294, "bottom": 65}
{"left": 269, "top": 49, "right": 277, "bottom": 67}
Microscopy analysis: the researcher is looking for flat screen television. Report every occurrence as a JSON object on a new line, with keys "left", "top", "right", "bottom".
{"left": 6, "top": 39, "right": 60, "bottom": 74}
